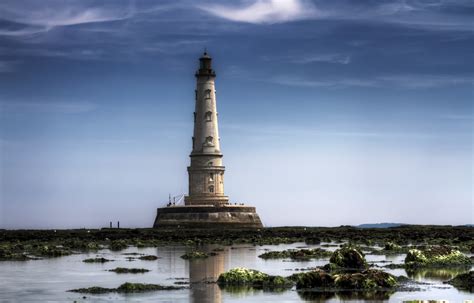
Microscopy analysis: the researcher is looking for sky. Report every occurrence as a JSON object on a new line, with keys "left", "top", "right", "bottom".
{"left": 0, "top": 0, "right": 472, "bottom": 229}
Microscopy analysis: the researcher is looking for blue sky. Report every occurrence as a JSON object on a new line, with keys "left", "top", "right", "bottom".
{"left": 0, "top": 0, "right": 472, "bottom": 228}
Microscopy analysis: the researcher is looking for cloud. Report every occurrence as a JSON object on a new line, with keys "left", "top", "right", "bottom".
{"left": 377, "top": 75, "right": 474, "bottom": 89}
{"left": 0, "top": 2, "right": 135, "bottom": 37}
{"left": 269, "top": 75, "right": 376, "bottom": 88}
{"left": 0, "top": 61, "right": 18, "bottom": 72}
{"left": 199, "top": 0, "right": 319, "bottom": 24}
{"left": 263, "top": 53, "right": 351, "bottom": 65}
{"left": 267, "top": 74, "right": 474, "bottom": 89}
{"left": 0, "top": 101, "right": 97, "bottom": 114}
{"left": 142, "top": 39, "right": 209, "bottom": 54}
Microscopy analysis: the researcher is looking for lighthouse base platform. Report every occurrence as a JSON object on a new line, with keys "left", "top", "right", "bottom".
{"left": 153, "top": 205, "right": 263, "bottom": 229}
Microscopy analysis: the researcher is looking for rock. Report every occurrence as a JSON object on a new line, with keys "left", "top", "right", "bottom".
{"left": 108, "top": 267, "right": 150, "bottom": 274}
{"left": 83, "top": 257, "right": 112, "bottom": 263}
{"left": 116, "top": 282, "right": 181, "bottom": 292}
{"left": 138, "top": 255, "right": 159, "bottom": 261}
{"left": 405, "top": 246, "right": 471, "bottom": 268}
{"left": 180, "top": 251, "right": 208, "bottom": 259}
{"left": 37, "top": 245, "right": 72, "bottom": 257}
{"left": 69, "top": 282, "right": 184, "bottom": 293}
{"left": 292, "top": 270, "right": 334, "bottom": 289}
{"left": 109, "top": 240, "right": 128, "bottom": 251}
{"left": 293, "top": 269, "right": 397, "bottom": 290}
{"left": 69, "top": 286, "right": 113, "bottom": 294}
{"left": 258, "top": 248, "right": 331, "bottom": 260}
{"left": 329, "top": 246, "right": 367, "bottom": 270}
{"left": 333, "top": 269, "right": 397, "bottom": 289}
{"left": 305, "top": 237, "right": 321, "bottom": 244}
{"left": 217, "top": 267, "right": 292, "bottom": 288}
{"left": 446, "top": 271, "right": 473, "bottom": 292}
{"left": 384, "top": 242, "right": 402, "bottom": 251}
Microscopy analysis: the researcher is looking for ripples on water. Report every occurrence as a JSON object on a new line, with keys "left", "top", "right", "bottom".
{"left": 0, "top": 243, "right": 472, "bottom": 302}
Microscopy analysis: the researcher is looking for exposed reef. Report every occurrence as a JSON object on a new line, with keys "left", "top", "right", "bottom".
{"left": 180, "top": 251, "right": 209, "bottom": 259}
{"left": 329, "top": 245, "right": 368, "bottom": 270}
{"left": 138, "top": 255, "right": 159, "bottom": 261}
{"left": 69, "top": 282, "right": 184, "bottom": 294}
{"left": 292, "top": 269, "right": 397, "bottom": 290}
{"left": 217, "top": 268, "right": 292, "bottom": 289}
{"left": 108, "top": 267, "right": 150, "bottom": 274}
{"left": 446, "top": 271, "right": 473, "bottom": 292}
{"left": 83, "top": 257, "right": 112, "bottom": 263}
{"left": 405, "top": 246, "right": 471, "bottom": 268}
{"left": 1, "top": 226, "right": 472, "bottom": 261}
{"left": 258, "top": 248, "right": 331, "bottom": 260}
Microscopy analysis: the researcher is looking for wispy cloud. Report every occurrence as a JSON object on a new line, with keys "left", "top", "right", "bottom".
{"left": 263, "top": 53, "right": 351, "bottom": 65}
{"left": 0, "top": 3, "right": 135, "bottom": 37}
{"left": 0, "top": 101, "right": 97, "bottom": 114}
{"left": 142, "top": 39, "right": 209, "bottom": 54}
{"left": 266, "top": 74, "right": 474, "bottom": 89}
{"left": 269, "top": 75, "right": 376, "bottom": 88}
{"left": 0, "top": 61, "right": 18, "bottom": 72}
{"left": 199, "top": 0, "right": 319, "bottom": 24}
{"left": 377, "top": 75, "right": 474, "bottom": 89}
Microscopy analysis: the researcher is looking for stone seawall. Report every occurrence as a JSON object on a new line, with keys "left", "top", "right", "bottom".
{"left": 153, "top": 205, "right": 263, "bottom": 228}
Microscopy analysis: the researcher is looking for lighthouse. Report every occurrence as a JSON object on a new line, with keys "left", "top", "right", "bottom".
{"left": 185, "top": 52, "right": 229, "bottom": 206}
{"left": 153, "top": 52, "right": 262, "bottom": 228}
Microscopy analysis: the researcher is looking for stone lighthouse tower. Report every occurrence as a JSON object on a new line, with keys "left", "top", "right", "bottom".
{"left": 185, "top": 52, "right": 229, "bottom": 206}
{"left": 153, "top": 52, "right": 262, "bottom": 228}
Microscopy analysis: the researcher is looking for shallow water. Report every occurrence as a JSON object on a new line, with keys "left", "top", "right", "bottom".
{"left": 0, "top": 242, "right": 472, "bottom": 302}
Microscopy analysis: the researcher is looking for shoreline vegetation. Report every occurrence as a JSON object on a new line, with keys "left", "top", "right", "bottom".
{"left": 0, "top": 226, "right": 473, "bottom": 261}
{"left": 1, "top": 226, "right": 472, "bottom": 296}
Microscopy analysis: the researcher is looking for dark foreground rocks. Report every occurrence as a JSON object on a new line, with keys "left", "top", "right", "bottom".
{"left": 138, "top": 255, "right": 159, "bottom": 260}
{"left": 69, "top": 282, "right": 184, "bottom": 294}
{"left": 446, "top": 271, "right": 474, "bottom": 292}
{"left": 292, "top": 269, "right": 397, "bottom": 290}
{"left": 83, "top": 257, "right": 112, "bottom": 263}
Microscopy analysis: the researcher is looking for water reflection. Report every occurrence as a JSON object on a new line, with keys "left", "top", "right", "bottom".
{"left": 298, "top": 290, "right": 393, "bottom": 302}
{"left": 188, "top": 245, "right": 227, "bottom": 303}
{"left": 406, "top": 266, "right": 471, "bottom": 281}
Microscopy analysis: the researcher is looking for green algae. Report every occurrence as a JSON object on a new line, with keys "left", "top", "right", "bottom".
{"left": 258, "top": 248, "right": 331, "bottom": 260}
{"left": 138, "top": 255, "right": 159, "bottom": 260}
{"left": 180, "top": 251, "right": 208, "bottom": 259}
{"left": 83, "top": 257, "right": 112, "bottom": 263}
{"left": 291, "top": 269, "right": 397, "bottom": 290}
{"left": 109, "top": 240, "right": 128, "bottom": 251}
{"left": 384, "top": 242, "right": 403, "bottom": 251}
{"left": 217, "top": 267, "right": 292, "bottom": 289}
{"left": 108, "top": 267, "right": 150, "bottom": 274}
{"left": 405, "top": 246, "right": 471, "bottom": 268}
{"left": 333, "top": 269, "right": 397, "bottom": 289}
{"left": 329, "top": 245, "right": 368, "bottom": 270}
{"left": 69, "top": 282, "right": 184, "bottom": 294}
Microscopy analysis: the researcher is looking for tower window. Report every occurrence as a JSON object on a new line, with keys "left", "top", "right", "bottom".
{"left": 205, "top": 111, "right": 212, "bottom": 121}
{"left": 205, "top": 136, "right": 213, "bottom": 145}
{"left": 209, "top": 173, "right": 214, "bottom": 181}
{"left": 208, "top": 185, "right": 214, "bottom": 193}
{"left": 205, "top": 89, "right": 211, "bottom": 99}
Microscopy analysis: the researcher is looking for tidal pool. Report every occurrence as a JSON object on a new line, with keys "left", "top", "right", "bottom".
{"left": 0, "top": 242, "right": 472, "bottom": 302}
